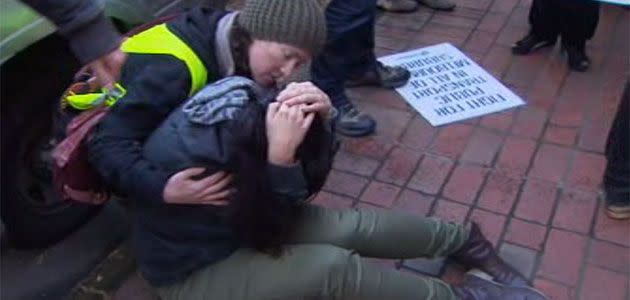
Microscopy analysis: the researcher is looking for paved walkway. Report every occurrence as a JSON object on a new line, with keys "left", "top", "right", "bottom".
{"left": 73, "top": 1, "right": 629, "bottom": 299}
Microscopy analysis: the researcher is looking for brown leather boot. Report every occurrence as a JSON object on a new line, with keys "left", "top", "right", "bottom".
{"left": 450, "top": 223, "right": 530, "bottom": 288}
{"left": 452, "top": 272, "right": 549, "bottom": 300}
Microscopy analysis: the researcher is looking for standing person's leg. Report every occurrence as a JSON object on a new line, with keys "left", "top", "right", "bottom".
{"left": 512, "top": 0, "right": 559, "bottom": 55}
{"left": 558, "top": 0, "right": 600, "bottom": 71}
{"left": 312, "top": 0, "right": 379, "bottom": 137}
{"left": 604, "top": 82, "right": 630, "bottom": 219}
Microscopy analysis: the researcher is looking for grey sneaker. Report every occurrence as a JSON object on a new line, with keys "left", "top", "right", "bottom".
{"left": 377, "top": 0, "right": 418, "bottom": 12}
{"left": 418, "top": 0, "right": 455, "bottom": 11}
{"left": 336, "top": 104, "right": 376, "bottom": 137}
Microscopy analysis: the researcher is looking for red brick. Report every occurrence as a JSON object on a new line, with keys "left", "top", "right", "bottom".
{"left": 464, "top": 30, "right": 496, "bottom": 54}
{"left": 505, "top": 6, "right": 530, "bottom": 29}
{"left": 375, "top": 35, "right": 409, "bottom": 51}
{"left": 333, "top": 151, "right": 381, "bottom": 177}
{"left": 311, "top": 191, "right": 354, "bottom": 210}
{"left": 477, "top": 12, "right": 509, "bottom": 33}
{"left": 504, "top": 54, "right": 547, "bottom": 90}
{"left": 594, "top": 204, "right": 630, "bottom": 247}
{"left": 527, "top": 57, "right": 568, "bottom": 110}
{"left": 533, "top": 278, "right": 576, "bottom": 300}
{"left": 442, "top": 164, "right": 488, "bottom": 204}
{"left": 428, "top": 124, "right": 475, "bottom": 159}
{"left": 460, "top": 129, "right": 503, "bottom": 166}
{"left": 505, "top": 218, "right": 548, "bottom": 250}
{"left": 359, "top": 181, "right": 401, "bottom": 208}
{"left": 376, "top": 148, "right": 422, "bottom": 186}
{"left": 468, "top": 209, "right": 507, "bottom": 246}
{"left": 566, "top": 151, "right": 606, "bottom": 192}
{"left": 480, "top": 110, "right": 515, "bottom": 132}
{"left": 552, "top": 190, "right": 598, "bottom": 234}
{"left": 323, "top": 170, "right": 369, "bottom": 198}
{"left": 348, "top": 86, "right": 409, "bottom": 111}
{"left": 358, "top": 104, "right": 413, "bottom": 140}
{"left": 459, "top": 0, "right": 492, "bottom": 10}
{"left": 421, "top": 22, "right": 472, "bottom": 41}
{"left": 511, "top": 107, "right": 547, "bottom": 139}
{"left": 579, "top": 266, "right": 628, "bottom": 300}
{"left": 529, "top": 144, "right": 572, "bottom": 183}
{"left": 441, "top": 264, "right": 466, "bottom": 285}
{"left": 410, "top": 32, "right": 467, "bottom": 48}
{"left": 477, "top": 172, "right": 522, "bottom": 214}
{"left": 489, "top": 0, "right": 519, "bottom": 13}
{"left": 543, "top": 126, "right": 578, "bottom": 146}
{"left": 495, "top": 25, "right": 529, "bottom": 47}
{"left": 550, "top": 99, "right": 585, "bottom": 127}
{"left": 578, "top": 119, "right": 611, "bottom": 153}
{"left": 514, "top": 178, "right": 558, "bottom": 224}
{"left": 539, "top": 229, "right": 588, "bottom": 286}
{"left": 496, "top": 136, "right": 536, "bottom": 176}
{"left": 341, "top": 137, "right": 394, "bottom": 160}
{"left": 399, "top": 116, "right": 438, "bottom": 150}
{"left": 588, "top": 240, "right": 630, "bottom": 274}
{"left": 408, "top": 155, "right": 454, "bottom": 195}
{"left": 430, "top": 14, "right": 478, "bottom": 29}
{"left": 392, "top": 189, "right": 434, "bottom": 217}
{"left": 432, "top": 199, "right": 470, "bottom": 223}
{"left": 481, "top": 45, "right": 513, "bottom": 78}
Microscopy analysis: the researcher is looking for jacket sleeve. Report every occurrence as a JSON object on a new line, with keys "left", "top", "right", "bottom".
{"left": 21, "top": 0, "right": 121, "bottom": 64}
{"left": 88, "top": 55, "right": 191, "bottom": 205}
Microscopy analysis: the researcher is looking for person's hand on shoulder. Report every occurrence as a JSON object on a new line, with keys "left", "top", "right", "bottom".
{"left": 163, "top": 169, "right": 233, "bottom": 205}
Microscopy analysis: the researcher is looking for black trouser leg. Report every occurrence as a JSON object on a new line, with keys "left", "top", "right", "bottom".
{"left": 604, "top": 82, "right": 630, "bottom": 203}
{"left": 528, "top": 0, "right": 560, "bottom": 41}
{"left": 558, "top": 0, "right": 600, "bottom": 48}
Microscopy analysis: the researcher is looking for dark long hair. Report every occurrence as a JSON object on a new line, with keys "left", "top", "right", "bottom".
{"left": 227, "top": 98, "right": 328, "bottom": 256}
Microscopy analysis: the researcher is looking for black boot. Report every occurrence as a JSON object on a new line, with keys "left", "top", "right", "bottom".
{"left": 563, "top": 44, "right": 591, "bottom": 72}
{"left": 450, "top": 223, "right": 529, "bottom": 288}
{"left": 346, "top": 61, "right": 410, "bottom": 88}
{"left": 452, "top": 273, "right": 549, "bottom": 300}
{"left": 512, "top": 32, "right": 556, "bottom": 55}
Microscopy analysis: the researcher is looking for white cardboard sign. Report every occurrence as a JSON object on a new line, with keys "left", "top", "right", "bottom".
{"left": 379, "top": 43, "right": 525, "bottom": 126}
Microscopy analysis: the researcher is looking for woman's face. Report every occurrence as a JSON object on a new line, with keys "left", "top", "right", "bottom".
{"left": 248, "top": 40, "right": 311, "bottom": 88}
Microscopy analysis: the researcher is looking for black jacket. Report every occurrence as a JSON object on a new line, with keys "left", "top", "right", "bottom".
{"left": 138, "top": 90, "right": 337, "bottom": 286}
{"left": 88, "top": 8, "right": 228, "bottom": 206}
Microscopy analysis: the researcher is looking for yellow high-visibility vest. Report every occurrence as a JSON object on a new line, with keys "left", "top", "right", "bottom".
{"left": 66, "top": 24, "right": 207, "bottom": 110}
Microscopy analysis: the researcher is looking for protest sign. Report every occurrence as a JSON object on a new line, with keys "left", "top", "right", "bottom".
{"left": 379, "top": 43, "right": 525, "bottom": 126}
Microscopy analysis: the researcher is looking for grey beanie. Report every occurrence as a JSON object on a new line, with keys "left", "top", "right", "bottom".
{"left": 237, "top": 0, "right": 327, "bottom": 55}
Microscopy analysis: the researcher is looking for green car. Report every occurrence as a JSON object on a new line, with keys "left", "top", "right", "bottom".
{"left": 0, "top": 0, "right": 225, "bottom": 249}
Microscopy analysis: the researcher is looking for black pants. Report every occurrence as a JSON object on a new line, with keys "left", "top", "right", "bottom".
{"left": 604, "top": 82, "right": 630, "bottom": 203}
{"left": 311, "top": 0, "right": 378, "bottom": 108}
{"left": 529, "top": 0, "right": 600, "bottom": 48}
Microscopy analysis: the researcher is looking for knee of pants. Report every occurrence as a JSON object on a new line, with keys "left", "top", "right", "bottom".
{"left": 296, "top": 244, "right": 359, "bottom": 283}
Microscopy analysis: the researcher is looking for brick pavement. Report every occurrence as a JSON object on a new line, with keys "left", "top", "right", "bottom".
{"left": 74, "top": 1, "right": 629, "bottom": 299}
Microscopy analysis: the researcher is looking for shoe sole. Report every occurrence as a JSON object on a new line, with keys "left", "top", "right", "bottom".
{"left": 512, "top": 41, "right": 555, "bottom": 55}
{"left": 335, "top": 123, "right": 377, "bottom": 137}
{"left": 606, "top": 208, "right": 630, "bottom": 220}
{"left": 467, "top": 269, "right": 551, "bottom": 300}
{"left": 418, "top": 2, "right": 455, "bottom": 11}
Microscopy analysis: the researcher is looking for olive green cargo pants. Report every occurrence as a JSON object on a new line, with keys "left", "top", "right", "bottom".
{"left": 155, "top": 205, "right": 468, "bottom": 300}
